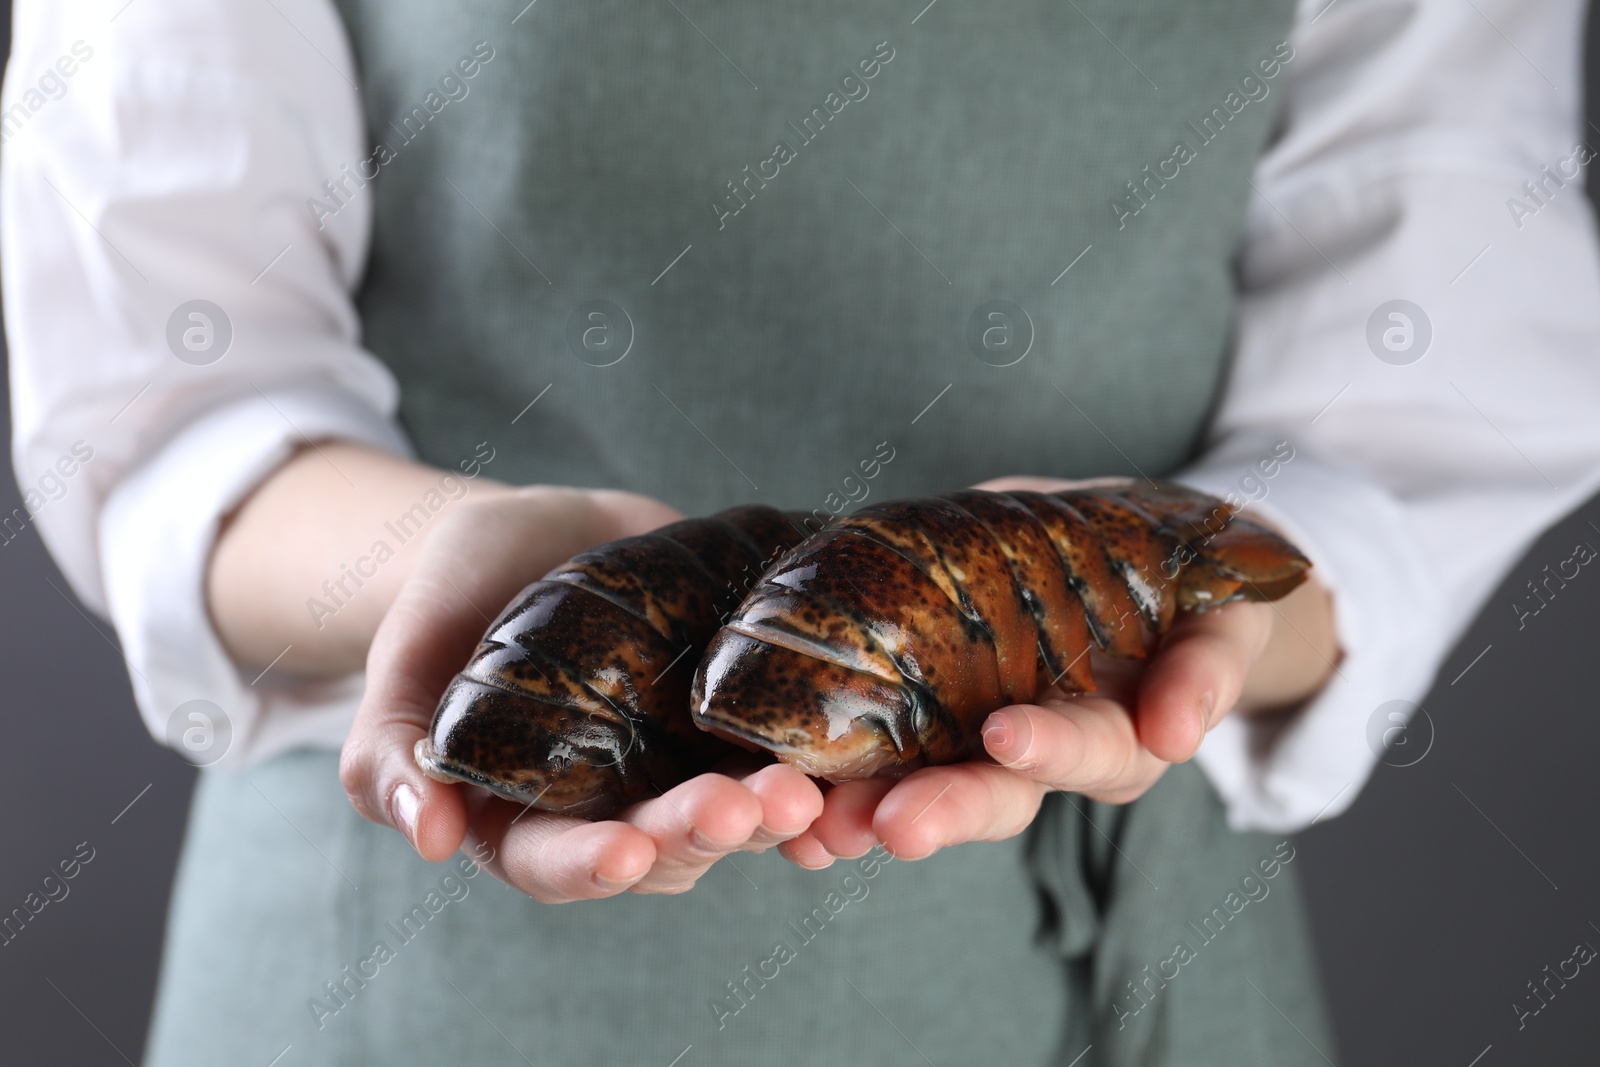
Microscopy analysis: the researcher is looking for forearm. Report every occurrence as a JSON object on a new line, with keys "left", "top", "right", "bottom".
{"left": 207, "top": 443, "right": 512, "bottom": 676}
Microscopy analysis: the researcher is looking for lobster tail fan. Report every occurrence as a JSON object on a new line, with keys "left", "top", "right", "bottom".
{"left": 1115, "top": 483, "right": 1311, "bottom": 609}
{"left": 1201, "top": 522, "right": 1311, "bottom": 585}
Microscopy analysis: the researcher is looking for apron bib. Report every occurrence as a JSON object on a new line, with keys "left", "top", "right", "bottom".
{"left": 149, "top": 2, "right": 1333, "bottom": 1062}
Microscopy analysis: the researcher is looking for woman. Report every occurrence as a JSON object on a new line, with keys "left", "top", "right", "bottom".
{"left": 7, "top": 0, "right": 1600, "bottom": 1063}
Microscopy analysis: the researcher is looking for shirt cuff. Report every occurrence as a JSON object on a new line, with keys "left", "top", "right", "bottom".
{"left": 99, "top": 382, "right": 411, "bottom": 769}
{"left": 1177, "top": 439, "right": 1450, "bottom": 832}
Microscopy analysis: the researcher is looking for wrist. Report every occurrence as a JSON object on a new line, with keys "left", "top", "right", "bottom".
{"left": 207, "top": 443, "right": 514, "bottom": 678}
{"left": 1234, "top": 575, "right": 1340, "bottom": 717}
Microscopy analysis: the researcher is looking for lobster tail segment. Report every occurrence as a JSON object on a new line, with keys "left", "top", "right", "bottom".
{"left": 690, "top": 629, "right": 917, "bottom": 780}
{"left": 417, "top": 675, "right": 641, "bottom": 818}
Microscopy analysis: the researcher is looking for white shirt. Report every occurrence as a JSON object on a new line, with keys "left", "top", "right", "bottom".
{"left": 7, "top": 0, "right": 1600, "bottom": 832}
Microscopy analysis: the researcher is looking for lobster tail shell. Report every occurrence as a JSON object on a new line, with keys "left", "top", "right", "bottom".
{"left": 691, "top": 483, "right": 1310, "bottom": 781}
{"left": 417, "top": 505, "right": 807, "bottom": 816}
{"left": 420, "top": 482, "right": 1311, "bottom": 813}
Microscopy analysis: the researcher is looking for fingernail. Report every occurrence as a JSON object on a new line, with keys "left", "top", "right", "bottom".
{"left": 982, "top": 713, "right": 1012, "bottom": 754}
{"left": 1199, "top": 692, "right": 1217, "bottom": 730}
{"left": 391, "top": 783, "right": 421, "bottom": 847}
{"left": 750, "top": 825, "right": 800, "bottom": 846}
{"left": 593, "top": 871, "right": 638, "bottom": 892}
{"left": 986, "top": 711, "right": 1036, "bottom": 771}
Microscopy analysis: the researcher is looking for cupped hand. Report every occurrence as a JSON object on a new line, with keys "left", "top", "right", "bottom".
{"left": 339, "top": 486, "right": 824, "bottom": 902}
{"left": 780, "top": 474, "right": 1313, "bottom": 868}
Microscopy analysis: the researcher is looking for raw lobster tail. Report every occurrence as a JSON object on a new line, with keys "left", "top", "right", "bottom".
{"left": 417, "top": 483, "right": 1311, "bottom": 816}
{"left": 416, "top": 505, "right": 808, "bottom": 817}
{"left": 689, "top": 483, "right": 1310, "bottom": 781}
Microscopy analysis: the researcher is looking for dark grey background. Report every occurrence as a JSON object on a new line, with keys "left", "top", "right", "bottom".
{"left": 3, "top": 6, "right": 1599, "bottom": 1065}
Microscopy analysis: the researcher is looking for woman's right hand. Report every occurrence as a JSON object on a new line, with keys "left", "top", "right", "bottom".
{"left": 338, "top": 485, "right": 826, "bottom": 903}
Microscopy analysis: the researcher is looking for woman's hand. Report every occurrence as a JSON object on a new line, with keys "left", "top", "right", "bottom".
{"left": 210, "top": 443, "right": 823, "bottom": 903}
{"left": 778, "top": 475, "right": 1339, "bottom": 868}
{"left": 337, "top": 485, "right": 825, "bottom": 902}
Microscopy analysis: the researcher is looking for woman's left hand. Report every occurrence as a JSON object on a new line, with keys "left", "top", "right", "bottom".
{"left": 778, "top": 475, "right": 1338, "bottom": 867}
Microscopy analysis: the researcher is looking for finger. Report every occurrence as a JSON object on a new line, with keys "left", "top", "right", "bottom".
{"left": 809, "top": 778, "right": 894, "bottom": 858}
{"left": 1137, "top": 601, "right": 1274, "bottom": 762}
{"left": 871, "top": 763, "right": 1048, "bottom": 860}
{"left": 617, "top": 774, "right": 767, "bottom": 894}
{"left": 778, "top": 832, "right": 837, "bottom": 869}
{"left": 468, "top": 799, "right": 657, "bottom": 904}
{"left": 980, "top": 696, "right": 1169, "bottom": 803}
{"left": 736, "top": 763, "right": 826, "bottom": 847}
{"left": 341, "top": 580, "right": 482, "bottom": 861}
{"left": 587, "top": 488, "right": 685, "bottom": 537}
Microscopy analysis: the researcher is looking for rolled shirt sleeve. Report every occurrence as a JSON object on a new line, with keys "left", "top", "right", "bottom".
{"left": 3, "top": 0, "right": 406, "bottom": 764}
{"left": 1184, "top": 0, "right": 1600, "bottom": 830}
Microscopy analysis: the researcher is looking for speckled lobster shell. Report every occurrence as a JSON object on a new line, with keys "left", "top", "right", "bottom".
{"left": 689, "top": 483, "right": 1310, "bottom": 781}
{"left": 417, "top": 484, "right": 1309, "bottom": 816}
{"left": 415, "top": 505, "right": 809, "bottom": 817}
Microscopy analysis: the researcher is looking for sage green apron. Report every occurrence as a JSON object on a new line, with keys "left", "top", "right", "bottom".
{"left": 146, "top": 2, "right": 1334, "bottom": 1063}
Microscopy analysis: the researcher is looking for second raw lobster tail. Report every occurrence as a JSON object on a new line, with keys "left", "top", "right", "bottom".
{"left": 416, "top": 505, "right": 809, "bottom": 817}
{"left": 690, "top": 483, "right": 1310, "bottom": 781}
